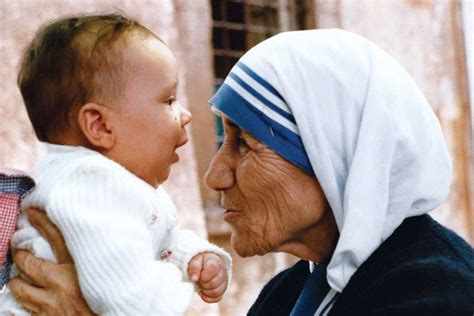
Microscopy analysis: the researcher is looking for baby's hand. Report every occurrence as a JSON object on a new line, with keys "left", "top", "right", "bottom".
{"left": 188, "top": 252, "right": 228, "bottom": 303}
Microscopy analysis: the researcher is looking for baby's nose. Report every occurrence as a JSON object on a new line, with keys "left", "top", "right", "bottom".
{"left": 180, "top": 106, "right": 192, "bottom": 126}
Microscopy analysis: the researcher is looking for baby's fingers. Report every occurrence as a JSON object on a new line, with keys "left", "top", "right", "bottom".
{"left": 199, "top": 281, "right": 227, "bottom": 303}
{"left": 200, "top": 257, "right": 222, "bottom": 283}
{"left": 200, "top": 268, "right": 226, "bottom": 291}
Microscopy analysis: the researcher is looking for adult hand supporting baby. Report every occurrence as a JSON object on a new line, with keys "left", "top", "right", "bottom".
{"left": 9, "top": 208, "right": 95, "bottom": 315}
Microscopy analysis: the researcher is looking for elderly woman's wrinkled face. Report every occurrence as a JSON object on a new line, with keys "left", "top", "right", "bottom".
{"left": 205, "top": 117, "right": 336, "bottom": 260}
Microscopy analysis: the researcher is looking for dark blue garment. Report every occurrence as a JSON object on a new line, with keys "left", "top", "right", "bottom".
{"left": 248, "top": 215, "right": 474, "bottom": 315}
{"left": 290, "top": 261, "right": 330, "bottom": 316}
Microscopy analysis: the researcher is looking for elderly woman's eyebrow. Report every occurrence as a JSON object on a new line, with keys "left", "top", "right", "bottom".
{"left": 228, "top": 121, "right": 238, "bottom": 128}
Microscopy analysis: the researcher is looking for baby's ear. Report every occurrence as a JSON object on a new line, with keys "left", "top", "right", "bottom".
{"left": 77, "top": 103, "right": 115, "bottom": 149}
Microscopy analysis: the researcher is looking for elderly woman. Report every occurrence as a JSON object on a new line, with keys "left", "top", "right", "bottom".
{"left": 9, "top": 30, "right": 474, "bottom": 315}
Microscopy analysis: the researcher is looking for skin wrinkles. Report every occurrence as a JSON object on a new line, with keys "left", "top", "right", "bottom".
{"left": 237, "top": 151, "right": 294, "bottom": 255}
{"left": 206, "top": 117, "right": 339, "bottom": 263}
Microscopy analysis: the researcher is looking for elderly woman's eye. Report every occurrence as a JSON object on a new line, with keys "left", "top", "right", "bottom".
{"left": 238, "top": 135, "right": 249, "bottom": 150}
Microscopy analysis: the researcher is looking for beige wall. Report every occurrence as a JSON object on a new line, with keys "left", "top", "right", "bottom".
{"left": 174, "top": 0, "right": 221, "bottom": 207}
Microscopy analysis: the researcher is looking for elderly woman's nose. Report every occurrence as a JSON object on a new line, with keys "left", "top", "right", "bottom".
{"left": 205, "top": 154, "right": 235, "bottom": 191}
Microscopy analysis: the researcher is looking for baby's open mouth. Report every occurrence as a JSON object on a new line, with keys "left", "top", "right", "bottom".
{"left": 176, "top": 138, "right": 188, "bottom": 148}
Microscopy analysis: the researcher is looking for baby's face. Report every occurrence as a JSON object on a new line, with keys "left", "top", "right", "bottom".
{"left": 108, "top": 35, "right": 191, "bottom": 187}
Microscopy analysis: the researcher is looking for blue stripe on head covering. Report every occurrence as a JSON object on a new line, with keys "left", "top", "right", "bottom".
{"left": 210, "top": 81, "right": 314, "bottom": 175}
{"left": 228, "top": 72, "right": 296, "bottom": 124}
{"left": 236, "top": 62, "right": 285, "bottom": 102}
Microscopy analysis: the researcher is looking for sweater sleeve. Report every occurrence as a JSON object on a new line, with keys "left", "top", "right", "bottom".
{"left": 152, "top": 187, "right": 232, "bottom": 284}
{"left": 24, "top": 159, "right": 194, "bottom": 316}
{"left": 166, "top": 227, "right": 232, "bottom": 284}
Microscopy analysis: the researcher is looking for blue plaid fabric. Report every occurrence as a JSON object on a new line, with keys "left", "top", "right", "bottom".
{"left": 0, "top": 251, "right": 13, "bottom": 288}
{"left": 0, "top": 174, "right": 34, "bottom": 195}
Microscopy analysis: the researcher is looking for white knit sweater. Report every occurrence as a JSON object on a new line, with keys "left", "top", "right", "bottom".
{"left": 0, "top": 144, "right": 231, "bottom": 316}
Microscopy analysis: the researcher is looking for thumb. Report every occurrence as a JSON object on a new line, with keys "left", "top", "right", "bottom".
{"left": 188, "top": 254, "right": 204, "bottom": 282}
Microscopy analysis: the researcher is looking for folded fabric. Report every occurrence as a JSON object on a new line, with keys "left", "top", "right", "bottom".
{"left": 0, "top": 168, "right": 34, "bottom": 288}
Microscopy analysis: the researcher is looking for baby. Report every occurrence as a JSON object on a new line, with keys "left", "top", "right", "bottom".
{"left": 0, "top": 14, "right": 231, "bottom": 315}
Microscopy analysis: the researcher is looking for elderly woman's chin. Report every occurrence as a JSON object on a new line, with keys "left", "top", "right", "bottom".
{"left": 230, "top": 235, "right": 254, "bottom": 258}
{"left": 229, "top": 228, "right": 273, "bottom": 258}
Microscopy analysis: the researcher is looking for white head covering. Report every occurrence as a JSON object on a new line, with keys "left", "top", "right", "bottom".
{"left": 210, "top": 29, "right": 452, "bottom": 292}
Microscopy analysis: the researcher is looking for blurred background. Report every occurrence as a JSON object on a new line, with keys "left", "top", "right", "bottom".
{"left": 1, "top": 0, "right": 472, "bottom": 315}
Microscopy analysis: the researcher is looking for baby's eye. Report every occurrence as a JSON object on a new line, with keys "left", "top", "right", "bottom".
{"left": 167, "top": 97, "right": 176, "bottom": 106}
